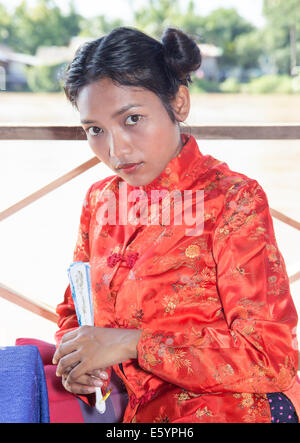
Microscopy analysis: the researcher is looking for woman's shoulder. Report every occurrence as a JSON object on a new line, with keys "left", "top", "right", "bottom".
{"left": 84, "top": 174, "right": 119, "bottom": 205}
{"left": 83, "top": 175, "right": 118, "bottom": 209}
{"left": 203, "top": 152, "right": 263, "bottom": 196}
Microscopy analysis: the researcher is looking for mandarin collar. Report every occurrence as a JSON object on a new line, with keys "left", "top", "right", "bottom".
{"left": 135, "top": 133, "right": 205, "bottom": 197}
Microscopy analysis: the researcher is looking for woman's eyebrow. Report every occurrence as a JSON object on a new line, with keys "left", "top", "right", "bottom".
{"left": 81, "top": 119, "right": 97, "bottom": 124}
{"left": 81, "top": 104, "right": 143, "bottom": 125}
{"left": 112, "top": 103, "right": 143, "bottom": 117}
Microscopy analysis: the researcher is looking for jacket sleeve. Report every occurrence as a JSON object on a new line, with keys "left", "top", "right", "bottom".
{"left": 137, "top": 179, "right": 299, "bottom": 394}
{"left": 54, "top": 184, "right": 93, "bottom": 346}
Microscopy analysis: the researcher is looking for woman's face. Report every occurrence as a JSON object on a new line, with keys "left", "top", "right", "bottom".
{"left": 77, "top": 78, "right": 189, "bottom": 187}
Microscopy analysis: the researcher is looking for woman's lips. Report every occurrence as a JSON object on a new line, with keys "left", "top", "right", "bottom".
{"left": 119, "top": 162, "right": 143, "bottom": 173}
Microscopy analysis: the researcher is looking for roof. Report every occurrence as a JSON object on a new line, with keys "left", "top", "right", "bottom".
{"left": 0, "top": 44, "right": 39, "bottom": 66}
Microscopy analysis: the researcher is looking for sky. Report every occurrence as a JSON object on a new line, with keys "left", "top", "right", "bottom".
{"left": 4, "top": 0, "right": 266, "bottom": 28}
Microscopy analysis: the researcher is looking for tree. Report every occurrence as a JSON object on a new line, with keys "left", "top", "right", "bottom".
{"left": 201, "top": 8, "right": 255, "bottom": 70}
{"left": 1, "top": 0, "right": 81, "bottom": 55}
{"left": 79, "top": 15, "right": 124, "bottom": 38}
{"left": 263, "top": 0, "right": 300, "bottom": 75}
{"left": 0, "top": 4, "right": 14, "bottom": 46}
{"left": 133, "top": 0, "right": 182, "bottom": 39}
{"left": 234, "top": 30, "right": 265, "bottom": 71}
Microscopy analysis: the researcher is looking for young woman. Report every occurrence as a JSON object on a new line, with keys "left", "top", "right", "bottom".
{"left": 52, "top": 27, "right": 299, "bottom": 423}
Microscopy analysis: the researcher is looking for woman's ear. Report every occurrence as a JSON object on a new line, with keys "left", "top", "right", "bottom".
{"left": 171, "top": 85, "right": 190, "bottom": 123}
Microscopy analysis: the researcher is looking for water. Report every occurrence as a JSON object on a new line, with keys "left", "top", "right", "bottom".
{"left": 0, "top": 92, "right": 299, "bottom": 345}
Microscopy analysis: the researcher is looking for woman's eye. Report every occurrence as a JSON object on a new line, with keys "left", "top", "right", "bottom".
{"left": 125, "top": 114, "right": 142, "bottom": 126}
{"left": 87, "top": 126, "right": 102, "bottom": 136}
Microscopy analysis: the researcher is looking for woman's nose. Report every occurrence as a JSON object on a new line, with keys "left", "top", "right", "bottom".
{"left": 108, "top": 131, "right": 132, "bottom": 161}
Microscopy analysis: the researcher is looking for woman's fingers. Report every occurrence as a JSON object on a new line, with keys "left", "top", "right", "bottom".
{"left": 56, "top": 351, "right": 81, "bottom": 377}
{"left": 62, "top": 375, "right": 97, "bottom": 395}
{"left": 72, "top": 373, "right": 104, "bottom": 387}
{"left": 91, "top": 368, "right": 109, "bottom": 380}
{"left": 52, "top": 339, "right": 77, "bottom": 365}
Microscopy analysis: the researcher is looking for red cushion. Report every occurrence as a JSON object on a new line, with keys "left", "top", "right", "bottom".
{"left": 15, "top": 338, "right": 84, "bottom": 423}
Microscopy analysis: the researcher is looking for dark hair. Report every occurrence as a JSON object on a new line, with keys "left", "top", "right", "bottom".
{"left": 64, "top": 27, "right": 201, "bottom": 122}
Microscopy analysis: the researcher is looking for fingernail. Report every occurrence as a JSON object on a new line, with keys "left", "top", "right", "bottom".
{"left": 94, "top": 380, "right": 103, "bottom": 387}
{"left": 100, "top": 371, "right": 108, "bottom": 380}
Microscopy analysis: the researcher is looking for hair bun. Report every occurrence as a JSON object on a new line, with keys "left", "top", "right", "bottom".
{"left": 161, "top": 28, "right": 201, "bottom": 85}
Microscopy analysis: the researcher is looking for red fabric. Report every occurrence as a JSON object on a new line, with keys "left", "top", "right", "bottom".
{"left": 55, "top": 134, "right": 299, "bottom": 423}
{"left": 15, "top": 338, "right": 84, "bottom": 423}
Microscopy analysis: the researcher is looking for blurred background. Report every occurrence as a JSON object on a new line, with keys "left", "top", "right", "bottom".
{"left": 0, "top": 0, "right": 299, "bottom": 346}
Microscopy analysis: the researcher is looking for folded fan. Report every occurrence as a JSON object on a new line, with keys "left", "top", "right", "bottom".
{"left": 67, "top": 261, "right": 106, "bottom": 414}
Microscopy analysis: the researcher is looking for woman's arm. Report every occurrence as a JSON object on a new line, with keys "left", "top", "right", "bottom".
{"left": 136, "top": 179, "right": 299, "bottom": 394}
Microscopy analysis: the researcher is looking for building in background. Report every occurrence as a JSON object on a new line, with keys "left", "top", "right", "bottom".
{"left": 0, "top": 44, "right": 38, "bottom": 91}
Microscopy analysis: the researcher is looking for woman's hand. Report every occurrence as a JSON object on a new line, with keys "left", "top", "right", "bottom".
{"left": 61, "top": 368, "right": 109, "bottom": 395}
{"left": 52, "top": 326, "right": 142, "bottom": 386}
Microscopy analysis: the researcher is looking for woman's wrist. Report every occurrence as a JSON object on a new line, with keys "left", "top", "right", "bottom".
{"left": 127, "top": 329, "right": 142, "bottom": 359}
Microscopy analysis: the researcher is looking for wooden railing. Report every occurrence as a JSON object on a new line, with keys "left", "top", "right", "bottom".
{"left": 1, "top": 124, "right": 300, "bottom": 324}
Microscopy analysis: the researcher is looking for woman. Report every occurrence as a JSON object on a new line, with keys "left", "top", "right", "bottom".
{"left": 53, "top": 27, "right": 299, "bottom": 423}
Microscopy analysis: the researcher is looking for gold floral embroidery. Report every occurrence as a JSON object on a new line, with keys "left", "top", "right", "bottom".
{"left": 266, "top": 244, "right": 278, "bottom": 262}
{"left": 162, "top": 347, "right": 193, "bottom": 374}
{"left": 153, "top": 414, "right": 170, "bottom": 423}
{"left": 216, "top": 182, "right": 265, "bottom": 242}
{"left": 125, "top": 304, "right": 144, "bottom": 328}
{"left": 277, "top": 355, "right": 297, "bottom": 387}
{"left": 224, "top": 265, "right": 251, "bottom": 281}
{"left": 175, "top": 391, "right": 191, "bottom": 403}
{"left": 213, "top": 363, "right": 235, "bottom": 384}
{"left": 174, "top": 389, "right": 203, "bottom": 404}
{"left": 195, "top": 406, "right": 213, "bottom": 419}
{"left": 143, "top": 353, "right": 162, "bottom": 366}
{"left": 185, "top": 244, "right": 201, "bottom": 258}
{"left": 141, "top": 334, "right": 193, "bottom": 374}
{"left": 233, "top": 393, "right": 269, "bottom": 422}
{"left": 161, "top": 295, "right": 180, "bottom": 316}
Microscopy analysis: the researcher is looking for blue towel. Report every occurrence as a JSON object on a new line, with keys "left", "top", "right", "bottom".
{"left": 0, "top": 345, "right": 50, "bottom": 423}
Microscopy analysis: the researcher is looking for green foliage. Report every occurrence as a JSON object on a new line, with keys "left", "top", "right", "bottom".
{"left": 1, "top": 0, "right": 81, "bottom": 55}
{"left": 200, "top": 8, "right": 255, "bottom": 70}
{"left": 1, "top": 0, "right": 299, "bottom": 92}
{"left": 241, "top": 75, "right": 294, "bottom": 93}
{"left": 292, "top": 73, "right": 300, "bottom": 92}
{"left": 263, "top": 0, "right": 300, "bottom": 27}
{"left": 189, "top": 77, "right": 221, "bottom": 93}
{"left": 133, "top": 0, "right": 180, "bottom": 38}
{"left": 0, "top": 4, "right": 14, "bottom": 45}
{"left": 219, "top": 75, "right": 300, "bottom": 94}
{"left": 133, "top": 2, "right": 260, "bottom": 72}
{"left": 234, "top": 30, "right": 265, "bottom": 70}
{"left": 79, "top": 15, "right": 124, "bottom": 38}
{"left": 262, "top": 0, "right": 300, "bottom": 75}
{"left": 219, "top": 77, "right": 241, "bottom": 93}
{"left": 26, "top": 63, "right": 66, "bottom": 92}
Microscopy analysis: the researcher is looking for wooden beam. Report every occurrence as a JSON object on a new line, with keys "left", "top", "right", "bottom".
{"left": 0, "top": 125, "right": 87, "bottom": 140}
{"left": 187, "top": 124, "right": 300, "bottom": 140}
{"left": 289, "top": 270, "right": 300, "bottom": 284}
{"left": 0, "top": 283, "right": 58, "bottom": 323}
{"left": 1, "top": 124, "right": 300, "bottom": 140}
{"left": 0, "top": 156, "right": 100, "bottom": 221}
{"left": 270, "top": 208, "right": 300, "bottom": 231}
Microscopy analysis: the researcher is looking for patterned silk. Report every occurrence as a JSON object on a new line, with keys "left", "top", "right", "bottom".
{"left": 55, "top": 134, "right": 299, "bottom": 423}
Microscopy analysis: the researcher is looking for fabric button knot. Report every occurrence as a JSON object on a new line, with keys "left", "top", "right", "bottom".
{"left": 107, "top": 252, "right": 139, "bottom": 269}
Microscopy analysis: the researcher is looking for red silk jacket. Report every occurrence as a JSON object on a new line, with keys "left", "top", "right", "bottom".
{"left": 55, "top": 134, "right": 299, "bottom": 423}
